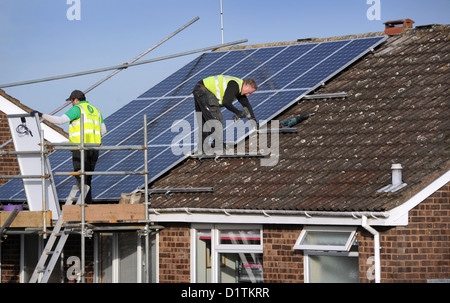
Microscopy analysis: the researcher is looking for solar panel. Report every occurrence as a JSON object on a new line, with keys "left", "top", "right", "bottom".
{"left": 0, "top": 36, "right": 387, "bottom": 201}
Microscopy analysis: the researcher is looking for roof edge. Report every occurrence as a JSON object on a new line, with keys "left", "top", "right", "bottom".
{"left": 148, "top": 207, "right": 396, "bottom": 227}
{"left": 387, "top": 169, "right": 450, "bottom": 225}
{"left": 215, "top": 31, "right": 386, "bottom": 51}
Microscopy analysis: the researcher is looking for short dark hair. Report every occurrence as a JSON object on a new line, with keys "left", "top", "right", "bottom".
{"left": 243, "top": 78, "right": 258, "bottom": 90}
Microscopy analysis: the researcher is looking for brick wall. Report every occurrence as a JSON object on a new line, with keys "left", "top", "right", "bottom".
{"left": 0, "top": 112, "right": 20, "bottom": 282}
{"left": 0, "top": 111, "right": 19, "bottom": 186}
{"left": 158, "top": 223, "right": 190, "bottom": 283}
{"left": 359, "top": 182, "right": 449, "bottom": 283}
{"left": 0, "top": 235, "right": 21, "bottom": 283}
{"left": 263, "top": 225, "right": 303, "bottom": 283}
{"left": 63, "top": 236, "right": 94, "bottom": 283}
{"left": 358, "top": 228, "right": 375, "bottom": 283}
{"left": 263, "top": 183, "right": 448, "bottom": 283}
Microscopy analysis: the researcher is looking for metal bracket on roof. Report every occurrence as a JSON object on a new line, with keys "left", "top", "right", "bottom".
{"left": 303, "top": 92, "right": 348, "bottom": 100}
{"left": 192, "top": 152, "right": 265, "bottom": 163}
{"left": 186, "top": 152, "right": 265, "bottom": 173}
{"left": 148, "top": 187, "right": 213, "bottom": 199}
{"left": 258, "top": 128, "right": 298, "bottom": 134}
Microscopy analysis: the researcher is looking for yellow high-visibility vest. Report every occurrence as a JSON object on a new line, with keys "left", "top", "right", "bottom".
{"left": 203, "top": 75, "right": 243, "bottom": 105}
{"left": 69, "top": 102, "right": 102, "bottom": 144}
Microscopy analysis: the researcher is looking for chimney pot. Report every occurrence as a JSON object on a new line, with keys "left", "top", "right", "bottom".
{"left": 383, "top": 19, "right": 415, "bottom": 35}
{"left": 391, "top": 163, "right": 403, "bottom": 186}
{"left": 377, "top": 163, "right": 407, "bottom": 193}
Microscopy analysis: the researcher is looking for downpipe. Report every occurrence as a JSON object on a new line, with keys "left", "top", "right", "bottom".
{"left": 361, "top": 215, "right": 381, "bottom": 283}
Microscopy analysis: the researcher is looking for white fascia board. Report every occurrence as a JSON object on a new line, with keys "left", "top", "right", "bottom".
{"left": 385, "top": 169, "right": 450, "bottom": 226}
{"left": 148, "top": 211, "right": 393, "bottom": 226}
{"left": 0, "top": 95, "right": 67, "bottom": 143}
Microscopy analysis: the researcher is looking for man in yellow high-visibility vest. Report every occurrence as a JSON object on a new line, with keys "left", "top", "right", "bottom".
{"left": 31, "top": 90, "right": 106, "bottom": 203}
{"left": 193, "top": 75, "right": 258, "bottom": 151}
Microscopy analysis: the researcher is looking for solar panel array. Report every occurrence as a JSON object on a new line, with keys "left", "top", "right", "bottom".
{"left": 0, "top": 36, "right": 387, "bottom": 201}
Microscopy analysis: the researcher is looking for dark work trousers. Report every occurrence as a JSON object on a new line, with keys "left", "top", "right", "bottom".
{"left": 192, "top": 84, "right": 223, "bottom": 150}
{"left": 72, "top": 150, "right": 99, "bottom": 203}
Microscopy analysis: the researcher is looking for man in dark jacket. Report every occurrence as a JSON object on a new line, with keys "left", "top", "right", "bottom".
{"left": 193, "top": 75, "right": 257, "bottom": 152}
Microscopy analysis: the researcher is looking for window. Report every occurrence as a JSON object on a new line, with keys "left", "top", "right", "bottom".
{"left": 19, "top": 231, "right": 157, "bottom": 283}
{"left": 294, "top": 226, "right": 357, "bottom": 251}
{"left": 192, "top": 224, "right": 263, "bottom": 283}
{"left": 94, "top": 231, "right": 158, "bottom": 283}
{"left": 295, "top": 226, "right": 359, "bottom": 283}
{"left": 304, "top": 251, "right": 359, "bottom": 283}
{"left": 219, "top": 253, "right": 263, "bottom": 283}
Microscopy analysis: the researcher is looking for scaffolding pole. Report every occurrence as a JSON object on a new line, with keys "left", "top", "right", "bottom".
{"left": 40, "top": 128, "right": 47, "bottom": 239}
{"left": 49, "top": 17, "right": 200, "bottom": 116}
{"left": 73, "top": 114, "right": 150, "bottom": 283}
{"left": 80, "top": 115, "right": 86, "bottom": 283}
{"left": 0, "top": 39, "right": 247, "bottom": 90}
{"left": 143, "top": 114, "right": 150, "bottom": 283}
{"left": 0, "top": 16, "right": 202, "bottom": 150}
{"left": 0, "top": 38, "right": 247, "bottom": 150}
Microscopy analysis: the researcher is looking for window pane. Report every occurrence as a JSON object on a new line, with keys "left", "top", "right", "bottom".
{"left": 219, "top": 253, "right": 263, "bottom": 283}
{"left": 301, "top": 231, "right": 351, "bottom": 246}
{"left": 196, "top": 230, "right": 211, "bottom": 283}
{"left": 119, "top": 233, "right": 137, "bottom": 283}
{"left": 141, "top": 233, "right": 158, "bottom": 283}
{"left": 309, "top": 254, "right": 359, "bottom": 283}
{"left": 218, "top": 229, "right": 261, "bottom": 245}
{"left": 23, "top": 234, "right": 39, "bottom": 282}
{"left": 100, "top": 233, "right": 113, "bottom": 283}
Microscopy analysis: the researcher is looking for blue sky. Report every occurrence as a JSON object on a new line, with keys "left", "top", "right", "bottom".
{"left": 1, "top": 0, "right": 449, "bottom": 129}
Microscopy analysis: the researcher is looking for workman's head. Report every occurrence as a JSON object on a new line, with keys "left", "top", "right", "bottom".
{"left": 242, "top": 79, "right": 258, "bottom": 97}
{"left": 66, "top": 90, "right": 86, "bottom": 102}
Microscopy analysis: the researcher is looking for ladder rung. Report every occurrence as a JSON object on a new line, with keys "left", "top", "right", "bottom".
{"left": 29, "top": 185, "right": 86, "bottom": 283}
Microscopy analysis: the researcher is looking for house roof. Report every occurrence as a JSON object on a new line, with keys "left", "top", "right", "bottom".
{"left": 148, "top": 24, "right": 449, "bottom": 213}
{"left": 0, "top": 89, "right": 68, "bottom": 142}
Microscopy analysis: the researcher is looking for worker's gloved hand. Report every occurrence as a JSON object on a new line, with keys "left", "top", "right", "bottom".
{"left": 233, "top": 107, "right": 252, "bottom": 122}
{"left": 30, "top": 110, "right": 42, "bottom": 118}
{"left": 239, "top": 107, "right": 251, "bottom": 119}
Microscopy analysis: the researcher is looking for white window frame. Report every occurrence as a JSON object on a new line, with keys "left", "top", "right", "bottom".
{"left": 304, "top": 250, "right": 359, "bottom": 283}
{"left": 191, "top": 224, "right": 263, "bottom": 283}
{"left": 294, "top": 225, "right": 357, "bottom": 251}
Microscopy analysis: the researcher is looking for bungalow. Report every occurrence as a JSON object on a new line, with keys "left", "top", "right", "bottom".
{"left": 0, "top": 22, "right": 448, "bottom": 283}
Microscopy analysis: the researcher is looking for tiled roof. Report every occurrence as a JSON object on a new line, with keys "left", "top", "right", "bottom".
{"left": 149, "top": 25, "right": 449, "bottom": 212}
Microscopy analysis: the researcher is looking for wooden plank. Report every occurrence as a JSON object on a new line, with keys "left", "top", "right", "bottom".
{"left": 0, "top": 211, "right": 52, "bottom": 228}
{"left": 62, "top": 204, "right": 146, "bottom": 223}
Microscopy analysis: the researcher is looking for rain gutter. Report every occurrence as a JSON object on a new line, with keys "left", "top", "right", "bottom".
{"left": 148, "top": 207, "right": 391, "bottom": 226}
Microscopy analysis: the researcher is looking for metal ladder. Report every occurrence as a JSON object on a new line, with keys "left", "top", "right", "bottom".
{"left": 29, "top": 185, "right": 86, "bottom": 283}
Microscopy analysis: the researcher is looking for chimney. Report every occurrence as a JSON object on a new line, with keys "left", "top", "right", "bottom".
{"left": 377, "top": 163, "right": 407, "bottom": 193}
{"left": 383, "top": 19, "right": 415, "bottom": 35}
